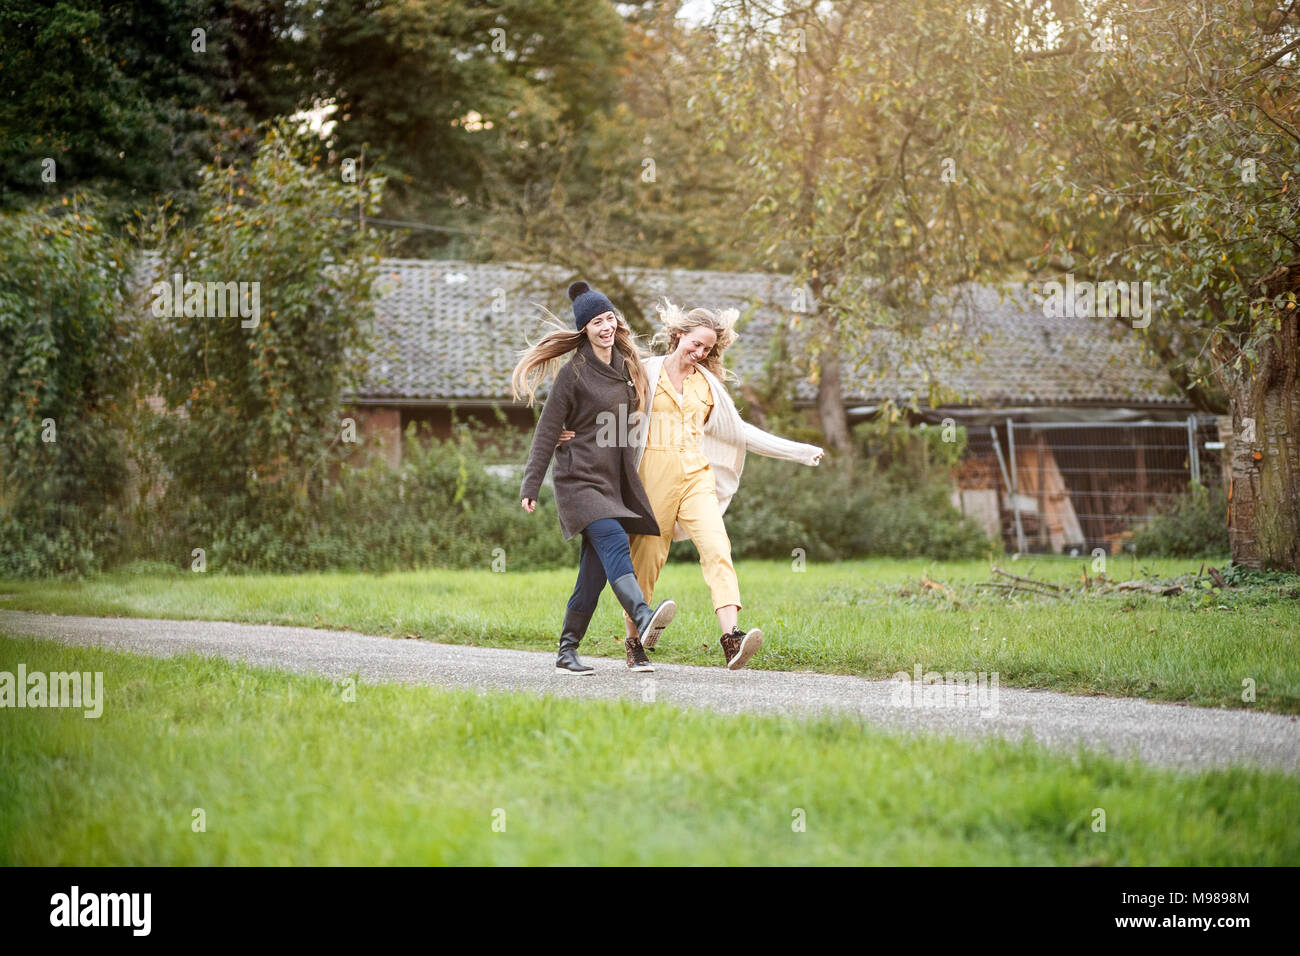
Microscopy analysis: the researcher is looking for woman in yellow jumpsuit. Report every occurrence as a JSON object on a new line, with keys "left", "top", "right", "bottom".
{"left": 614, "top": 300, "right": 824, "bottom": 669}
{"left": 629, "top": 338, "right": 751, "bottom": 665}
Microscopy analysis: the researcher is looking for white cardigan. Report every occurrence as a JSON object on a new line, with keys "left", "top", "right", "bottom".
{"left": 631, "top": 355, "right": 824, "bottom": 541}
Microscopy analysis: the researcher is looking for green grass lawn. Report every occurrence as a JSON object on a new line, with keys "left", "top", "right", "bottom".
{"left": 1, "top": 556, "right": 1296, "bottom": 712}
{"left": 2, "top": 634, "right": 1296, "bottom": 866}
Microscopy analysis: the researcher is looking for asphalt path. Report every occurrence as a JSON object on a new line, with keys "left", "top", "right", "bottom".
{"left": 2, "top": 609, "right": 1296, "bottom": 775}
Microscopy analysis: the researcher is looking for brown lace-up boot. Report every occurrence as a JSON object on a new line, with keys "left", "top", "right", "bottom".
{"left": 625, "top": 633, "right": 654, "bottom": 672}
{"left": 720, "top": 626, "right": 762, "bottom": 670}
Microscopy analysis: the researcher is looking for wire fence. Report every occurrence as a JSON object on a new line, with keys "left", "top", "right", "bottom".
{"left": 954, "top": 416, "right": 1223, "bottom": 555}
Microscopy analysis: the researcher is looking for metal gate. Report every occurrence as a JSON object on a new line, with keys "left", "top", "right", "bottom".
{"left": 957, "top": 416, "right": 1222, "bottom": 555}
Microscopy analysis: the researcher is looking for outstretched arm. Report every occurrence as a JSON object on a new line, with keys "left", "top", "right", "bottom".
{"left": 520, "top": 372, "right": 574, "bottom": 503}
{"left": 741, "top": 420, "right": 824, "bottom": 466}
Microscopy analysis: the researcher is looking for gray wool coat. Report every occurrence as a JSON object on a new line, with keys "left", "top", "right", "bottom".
{"left": 519, "top": 338, "right": 661, "bottom": 542}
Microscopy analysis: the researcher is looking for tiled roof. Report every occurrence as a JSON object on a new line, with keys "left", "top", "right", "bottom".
{"left": 132, "top": 253, "right": 1180, "bottom": 408}
{"left": 353, "top": 259, "right": 1181, "bottom": 408}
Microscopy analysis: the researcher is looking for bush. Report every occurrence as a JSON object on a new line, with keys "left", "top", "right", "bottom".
{"left": 0, "top": 195, "right": 134, "bottom": 578}
{"left": 151, "top": 422, "right": 577, "bottom": 575}
{"left": 0, "top": 507, "right": 107, "bottom": 579}
{"left": 1132, "top": 482, "right": 1230, "bottom": 557}
{"left": 140, "top": 122, "right": 385, "bottom": 523}
{"left": 309, "top": 424, "right": 576, "bottom": 572}
{"left": 17, "top": 404, "right": 992, "bottom": 576}
{"left": 677, "top": 420, "right": 993, "bottom": 563}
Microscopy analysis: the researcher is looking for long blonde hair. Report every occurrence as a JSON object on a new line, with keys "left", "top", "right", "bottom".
{"left": 511, "top": 306, "right": 651, "bottom": 412}
{"left": 650, "top": 298, "right": 740, "bottom": 384}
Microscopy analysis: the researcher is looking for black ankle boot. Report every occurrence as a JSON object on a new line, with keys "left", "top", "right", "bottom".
{"left": 609, "top": 573, "right": 677, "bottom": 649}
{"left": 555, "top": 608, "right": 595, "bottom": 676}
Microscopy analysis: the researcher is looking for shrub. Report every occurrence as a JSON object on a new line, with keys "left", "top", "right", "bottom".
{"left": 159, "top": 422, "right": 576, "bottom": 574}
{"left": 0, "top": 195, "right": 134, "bottom": 578}
{"left": 677, "top": 420, "right": 993, "bottom": 563}
{"left": 140, "top": 122, "right": 385, "bottom": 523}
{"left": 1132, "top": 482, "right": 1230, "bottom": 557}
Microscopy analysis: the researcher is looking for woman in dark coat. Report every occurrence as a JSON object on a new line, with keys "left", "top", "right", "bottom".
{"left": 514, "top": 280, "right": 676, "bottom": 675}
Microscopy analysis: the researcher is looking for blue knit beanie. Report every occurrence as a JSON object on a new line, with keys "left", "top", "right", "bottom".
{"left": 568, "top": 280, "right": 616, "bottom": 331}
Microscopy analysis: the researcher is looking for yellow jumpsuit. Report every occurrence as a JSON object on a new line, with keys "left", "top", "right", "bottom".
{"left": 625, "top": 368, "right": 742, "bottom": 617}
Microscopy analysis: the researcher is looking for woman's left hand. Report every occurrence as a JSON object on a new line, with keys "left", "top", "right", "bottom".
{"left": 810, "top": 448, "right": 824, "bottom": 465}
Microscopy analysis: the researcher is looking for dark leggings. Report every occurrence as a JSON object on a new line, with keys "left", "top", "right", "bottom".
{"left": 566, "top": 517, "right": 636, "bottom": 619}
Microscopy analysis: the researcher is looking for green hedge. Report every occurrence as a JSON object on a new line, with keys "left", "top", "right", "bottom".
{"left": 159, "top": 424, "right": 575, "bottom": 574}
{"left": 5, "top": 414, "right": 998, "bottom": 577}
{"left": 0, "top": 196, "right": 134, "bottom": 579}
{"left": 690, "top": 458, "right": 993, "bottom": 564}
{"left": 1132, "top": 482, "right": 1230, "bottom": 557}
{"left": 674, "top": 418, "right": 994, "bottom": 563}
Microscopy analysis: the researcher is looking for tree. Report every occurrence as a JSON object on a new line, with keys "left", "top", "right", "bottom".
{"left": 1, "top": 0, "right": 196, "bottom": 207}
{"left": 301, "top": 0, "right": 629, "bottom": 257}
{"left": 2, "top": 0, "right": 626, "bottom": 257}
{"left": 137, "top": 122, "right": 386, "bottom": 563}
{"left": 1019, "top": 0, "right": 1300, "bottom": 569}
{"left": 476, "top": 0, "right": 748, "bottom": 332}
{"left": 0, "top": 0, "right": 290, "bottom": 214}
{"left": 701, "top": 0, "right": 1036, "bottom": 457}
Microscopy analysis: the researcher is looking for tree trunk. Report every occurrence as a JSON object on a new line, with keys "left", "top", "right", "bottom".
{"left": 815, "top": 324, "right": 852, "bottom": 458}
{"left": 1224, "top": 314, "right": 1300, "bottom": 570}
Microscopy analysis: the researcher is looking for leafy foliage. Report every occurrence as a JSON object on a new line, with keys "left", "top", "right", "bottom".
{"left": 1016, "top": 0, "right": 1300, "bottom": 568}
{"left": 1020, "top": 0, "right": 1300, "bottom": 408}
{"left": 476, "top": 2, "right": 748, "bottom": 330}
{"left": 692, "top": 421, "right": 992, "bottom": 563}
{"left": 134, "top": 122, "right": 386, "bottom": 566}
{"left": 298, "top": 0, "right": 630, "bottom": 257}
{"left": 172, "top": 423, "right": 575, "bottom": 573}
{"left": 0, "top": 0, "right": 262, "bottom": 213}
{"left": 0, "top": 195, "right": 135, "bottom": 575}
{"left": 1132, "top": 483, "right": 1231, "bottom": 558}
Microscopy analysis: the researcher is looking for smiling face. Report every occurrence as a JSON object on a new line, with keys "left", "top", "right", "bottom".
{"left": 674, "top": 325, "right": 718, "bottom": 369}
{"left": 584, "top": 311, "right": 618, "bottom": 350}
